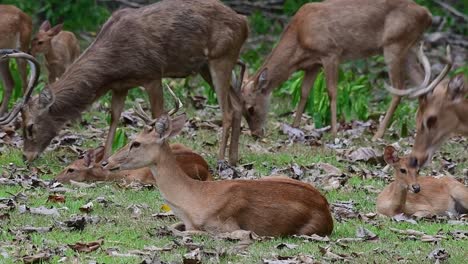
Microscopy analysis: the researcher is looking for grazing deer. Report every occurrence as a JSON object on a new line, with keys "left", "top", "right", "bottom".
{"left": 385, "top": 46, "right": 467, "bottom": 168}
{"left": 55, "top": 143, "right": 212, "bottom": 184}
{"left": 101, "top": 105, "right": 333, "bottom": 237}
{"left": 377, "top": 146, "right": 468, "bottom": 217}
{"left": 30, "top": 21, "right": 80, "bottom": 83}
{"left": 0, "top": 5, "right": 32, "bottom": 115}
{"left": 240, "top": 0, "right": 431, "bottom": 139}
{"left": 2, "top": 0, "right": 248, "bottom": 164}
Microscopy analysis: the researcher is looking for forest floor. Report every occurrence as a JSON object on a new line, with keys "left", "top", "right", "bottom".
{"left": 1, "top": 93, "right": 467, "bottom": 264}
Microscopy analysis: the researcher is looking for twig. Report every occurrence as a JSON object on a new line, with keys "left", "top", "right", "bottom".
{"left": 433, "top": 0, "right": 468, "bottom": 21}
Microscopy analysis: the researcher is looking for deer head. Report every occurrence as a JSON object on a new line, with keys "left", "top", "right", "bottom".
{"left": 241, "top": 68, "right": 269, "bottom": 137}
{"left": 384, "top": 146, "right": 421, "bottom": 193}
{"left": 55, "top": 146, "right": 106, "bottom": 183}
{"left": 103, "top": 113, "right": 186, "bottom": 171}
{"left": 21, "top": 87, "right": 62, "bottom": 161}
{"left": 102, "top": 84, "right": 184, "bottom": 171}
{"left": 30, "top": 21, "right": 63, "bottom": 56}
{"left": 411, "top": 73, "right": 467, "bottom": 167}
{"left": 384, "top": 45, "right": 465, "bottom": 168}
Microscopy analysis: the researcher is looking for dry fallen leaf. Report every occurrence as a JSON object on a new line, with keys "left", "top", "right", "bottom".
{"left": 22, "top": 251, "right": 51, "bottom": 264}
{"left": 69, "top": 238, "right": 104, "bottom": 253}
{"left": 427, "top": 248, "right": 449, "bottom": 261}
{"left": 79, "top": 202, "right": 94, "bottom": 213}
{"left": 183, "top": 248, "right": 202, "bottom": 264}
{"left": 356, "top": 226, "right": 379, "bottom": 241}
{"left": 47, "top": 194, "right": 66, "bottom": 203}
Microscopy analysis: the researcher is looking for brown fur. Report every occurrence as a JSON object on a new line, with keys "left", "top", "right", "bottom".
{"left": 377, "top": 146, "right": 468, "bottom": 217}
{"left": 0, "top": 5, "right": 32, "bottom": 115}
{"left": 21, "top": 0, "right": 248, "bottom": 164}
{"left": 104, "top": 114, "right": 333, "bottom": 237}
{"left": 55, "top": 143, "right": 212, "bottom": 184}
{"left": 240, "top": 0, "right": 431, "bottom": 138}
{"left": 30, "top": 21, "right": 80, "bottom": 83}
{"left": 411, "top": 74, "right": 468, "bottom": 167}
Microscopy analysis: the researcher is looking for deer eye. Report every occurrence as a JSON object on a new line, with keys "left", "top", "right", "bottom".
{"left": 130, "top": 142, "right": 141, "bottom": 150}
{"left": 425, "top": 116, "right": 437, "bottom": 130}
{"left": 67, "top": 168, "right": 75, "bottom": 173}
{"left": 38, "top": 41, "right": 43, "bottom": 45}
{"left": 400, "top": 168, "right": 407, "bottom": 174}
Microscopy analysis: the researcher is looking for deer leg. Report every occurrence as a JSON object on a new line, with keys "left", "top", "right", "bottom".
{"left": 323, "top": 58, "right": 339, "bottom": 137}
{"left": 373, "top": 45, "right": 406, "bottom": 140}
{"left": 228, "top": 104, "right": 241, "bottom": 165}
{"left": 293, "top": 67, "right": 320, "bottom": 128}
{"left": 208, "top": 59, "right": 236, "bottom": 162}
{"left": 16, "top": 58, "right": 28, "bottom": 95}
{"left": 144, "top": 79, "right": 164, "bottom": 118}
{"left": 103, "top": 90, "right": 128, "bottom": 159}
{"left": 0, "top": 60, "right": 15, "bottom": 116}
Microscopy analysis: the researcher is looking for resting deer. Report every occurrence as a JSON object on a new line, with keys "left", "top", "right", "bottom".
{"left": 0, "top": 5, "right": 32, "bottom": 115}
{"left": 30, "top": 21, "right": 80, "bottom": 83}
{"left": 385, "top": 46, "right": 467, "bottom": 168}
{"left": 240, "top": 0, "right": 431, "bottom": 139}
{"left": 101, "top": 104, "right": 333, "bottom": 237}
{"left": 55, "top": 143, "right": 212, "bottom": 184}
{"left": 377, "top": 146, "right": 468, "bottom": 217}
{"left": 0, "top": 0, "right": 248, "bottom": 165}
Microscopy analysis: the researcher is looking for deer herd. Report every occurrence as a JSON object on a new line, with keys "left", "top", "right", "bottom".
{"left": 0, "top": 0, "right": 466, "bottom": 238}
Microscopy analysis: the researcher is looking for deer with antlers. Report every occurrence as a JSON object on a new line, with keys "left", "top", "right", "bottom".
{"left": 240, "top": 0, "right": 431, "bottom": 139}
{"left": 55, "top": 144, "right": 212, "bottom": 184}
{"left": 0, "top": 0, "right": 248, "bottom": 165}
{"left": 0, "top": 5, "right": 32, "bottom": 116}
{"left": 102, "top": 101, "right": 333, "bottom": 236}
{"left": 377, "top": 146, "right": 468, "bottom": 217}
{"left": 30, "top": 21, "right": 80, "bottom": 83}
{"left": 384, "top": 46, "right": 467, "bottom": 168}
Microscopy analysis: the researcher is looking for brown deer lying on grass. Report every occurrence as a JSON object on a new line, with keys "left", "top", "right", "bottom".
{"left": 102, "top": 105, "right": 333, "bottom": 237}
{"left": 377, "top": 146, "right": 468, "bottom": 217}
{"left": 55, "top": 143, "right": 212, "bottom": 184}
{"left": 0, "top": 5, "right": 32, "bottom": 116}
{"left": 0, "top": 0, "right": 248, "bottom": 165}
{"left": 30, "top": 21, "right": 80, "bottom": 83}
{"left": 240, "top": 0, "right": 431, "bottom": 139}
{"left": 384, "top": 46, "right": 467, "bottom": 168}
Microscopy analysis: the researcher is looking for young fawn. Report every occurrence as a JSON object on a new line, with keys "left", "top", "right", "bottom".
{"left": 56, "top": 144, "right": 212, "bottom": 184}
{"left": 377, "top": 146, "right": 468, "bottom": 217}
{"left": 102, "top": 108, "right": 333, "bottom": 237}
{"left": 30, "top": 21, "right": 80, "bottom": 83}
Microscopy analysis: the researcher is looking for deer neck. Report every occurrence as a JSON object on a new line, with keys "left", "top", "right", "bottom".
{"left": 44, "top": 45, "right": 59, "bottom": 66}
{"left": 388, "top": 179, "right": 409, "bottom": 211}
{"left": 48, "top": 55, "right": 110, "bottom": 124}
{"left": 149, "top": 143, "right": 199, "bottom": 208}
{"left": 259, "top": 32, "right": 300, "bottom": 94}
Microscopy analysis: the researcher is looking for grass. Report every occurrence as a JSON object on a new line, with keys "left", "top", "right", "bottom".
{"left": 1, "top": 92, "right": 467, "bottom": 263}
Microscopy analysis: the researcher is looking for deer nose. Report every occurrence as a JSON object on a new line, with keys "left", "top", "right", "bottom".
{"left": 411, "top": 184, "right": 421, "bottom": 193}
{"left": 101, "top": 161, "right": 108, "bottom": 168}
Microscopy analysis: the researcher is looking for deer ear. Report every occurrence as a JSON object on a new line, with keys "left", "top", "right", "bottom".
{"left": 39, "top": 21, "right": 51, "bottom": 31}
{"left": 258, "top": 68, "right": 268, "bottom": 92}
{"left": 93, "top": 146, "right": 106, "bottom": 163}
{"left": 38, "top": 88, "right": 55, "bottom": 110}
{"left": 448, "top": 74, "right": 466, "bottom": 101}
{"left": 49, "top": 24, "right": 63, "bottom": 36}
{"left": 383, "top": 146, "right": 399, "bottom": 165}
{"left": 168, "top": 114, "right": 187, "bottom": 138}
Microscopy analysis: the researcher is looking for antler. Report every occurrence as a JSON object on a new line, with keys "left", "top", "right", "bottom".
{"left": 0, "top": 49, "right": 40, "bottom": 125}
{"left": 236, "top": 60, "right": 246, "bottom": 91}
{"left": 133, "top": 84, "right": 183, "bottom": 125}
{"left": 409, "top": 45, "right": 452, "bottom": 98}
{"left": 383, "top": 43, "right": 432, "bottom": 96}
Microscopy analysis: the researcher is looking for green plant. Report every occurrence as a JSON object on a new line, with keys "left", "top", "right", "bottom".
{"left": 275, "top": 69, "right": 370, "bottom": 128}
{"left": 112, "top": 128, "right": 127, "bottom": 153}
